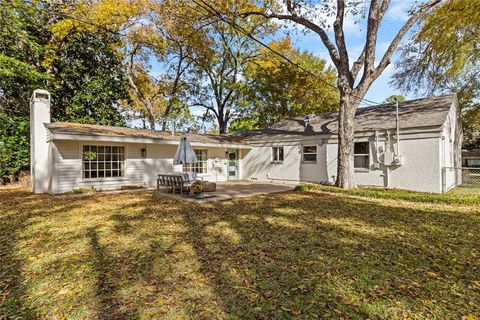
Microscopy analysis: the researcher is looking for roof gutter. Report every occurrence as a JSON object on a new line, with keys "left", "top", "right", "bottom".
{"left": 48, "top": 132, "right": 252, "bottom": 149}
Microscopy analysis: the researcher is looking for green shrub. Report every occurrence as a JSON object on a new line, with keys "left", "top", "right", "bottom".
{"left": 120, "top": 185, "right": 145, "bottom": 190}
{"left": 0, "top": 115, "right": 30, "bottom": 184}
{"left": 64, "top": 187, "right": 97, "bottom": 195}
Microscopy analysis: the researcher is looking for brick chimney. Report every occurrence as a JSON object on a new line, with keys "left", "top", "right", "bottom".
{"left": 30, "top": 89, "right": 51, "bottom": 193}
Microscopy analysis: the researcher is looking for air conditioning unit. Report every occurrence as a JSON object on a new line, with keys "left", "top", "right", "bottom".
{"left": 384, "top": 151, "right": 394, "bottom": 165}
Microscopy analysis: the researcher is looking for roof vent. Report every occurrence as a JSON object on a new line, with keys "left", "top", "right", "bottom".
{"left": 304, "top": 114, "right": 316, "bottom": 126}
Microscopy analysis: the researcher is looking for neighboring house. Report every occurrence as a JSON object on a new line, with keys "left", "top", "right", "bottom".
{"left": 462, "top": 150, "right": 480, "bottom": 167}
{"left": 30, "top": 90, "right": 462, "bottom": 194}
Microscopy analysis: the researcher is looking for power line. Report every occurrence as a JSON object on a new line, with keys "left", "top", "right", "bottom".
{"left": 190, "top": 0, "right": 382, "bottom": 106}
{"left": 48, "top": 0, "right": 382, "bottom": 106}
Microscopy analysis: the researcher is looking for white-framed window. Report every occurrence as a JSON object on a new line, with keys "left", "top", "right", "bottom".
{"left": 272, "top": 147, "right": 284, "bottom": 162}
{"left": 302, "top": 145, "right": 317, "bottom": 162}
{"left": 354, "top": 142, "right": 369, "bottom": 169}
{"left": 465, "top": 159, "right": 480, "bottom": 167}
{"left": 82, "top": 145, "right": 125, "bottom": 179}
{"left": 183, "top": 149, "right": 207, "bottom": 173}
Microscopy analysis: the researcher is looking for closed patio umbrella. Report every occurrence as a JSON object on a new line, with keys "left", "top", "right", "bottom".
{"left": 173, "top": 136, "right": 198, "bottom": 165}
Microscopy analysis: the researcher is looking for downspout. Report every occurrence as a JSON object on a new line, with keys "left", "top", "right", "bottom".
{"left": 385, "top": 130, "right": 391, "bottom": 188}
{"left": 394, "top": 97, "right": 400, "bottom": 156}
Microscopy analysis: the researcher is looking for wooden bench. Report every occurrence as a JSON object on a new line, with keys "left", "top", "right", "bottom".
{"left": 157, "top": 173, "right": 189, "bottom": 196}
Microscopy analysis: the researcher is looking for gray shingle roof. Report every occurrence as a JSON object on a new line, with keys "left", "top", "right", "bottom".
{"left": 235, "top": 94, "right": 456, "bottom": 141}
{"left": 46, "top": 94, "right": 456, "bottom": 145}
{"left": 45, "top": 122, "right": 248, "bottom": 145}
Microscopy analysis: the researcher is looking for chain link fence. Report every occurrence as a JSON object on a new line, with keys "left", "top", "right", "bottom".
{"left": 442, "top": 167, "right": 480, "bottom": 192}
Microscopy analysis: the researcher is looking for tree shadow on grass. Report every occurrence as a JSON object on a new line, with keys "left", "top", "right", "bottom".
{"left": 177, "top": 191, "right": 480, "bottom": 319}
{"left": 87, "top": 227, "right": 139, "bottom": 320}
{"left": 0, "top": 187, "right": 101, "bottom": 318}
{"left": 0, "top": 205, "right": 39, "bottom": 318}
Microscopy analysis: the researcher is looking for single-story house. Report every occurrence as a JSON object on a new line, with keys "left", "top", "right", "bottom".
{"left": 462, "top": 150, "right": 480, "bottom": 167}
{"left": 30, "top": 89, "right": 462, "bottom": 194}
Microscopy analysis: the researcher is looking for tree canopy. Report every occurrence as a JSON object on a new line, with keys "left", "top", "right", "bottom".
{"left": 393, "top": 0, "right": 480, "bottom": 149}
{"left": 52, "top": 31, "right": 129, "bottom": 126}
{"left": 231, "top": 37, "right": 338, "bottom": 131}
{"left": 0, "top": 0, "right": 132, "bottom": 182}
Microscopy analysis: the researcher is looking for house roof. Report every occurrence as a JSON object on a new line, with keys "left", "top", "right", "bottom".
{"left": 234, "top": 94, "right": 456, "bottom": 142}
{"left": 46, "top": 94, "right": 456, "bottom": 145}
{"left": 45, "top": 122, "right": 249, "bottom": 147}
{"left": 462, "top": 150, "right": 480, "bottom": 158}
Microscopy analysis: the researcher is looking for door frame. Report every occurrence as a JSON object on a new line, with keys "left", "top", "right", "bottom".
{"left": 227, "top": 149, "right": 239, "bottom": 180}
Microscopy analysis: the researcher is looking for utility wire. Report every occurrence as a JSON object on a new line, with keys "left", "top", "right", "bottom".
{"left": 45, "top": 0, "right": 382, "bottom": 106}
{"left": 190, "top": 0, "right": 382, "bottom": 106}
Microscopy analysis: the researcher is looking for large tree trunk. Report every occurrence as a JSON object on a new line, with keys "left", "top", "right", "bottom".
{"left": 335, "top": 91, "right": 359, "bottom": 189}
{"left": 147, "top": 117, "right": 156, "bottom": 131}
{"left": 218, "top": 117, "right": 227, "bottom": 134}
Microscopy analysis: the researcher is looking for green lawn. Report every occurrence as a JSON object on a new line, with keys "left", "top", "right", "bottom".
{"left": 1, "top": 185, "right": 479, "bottom": 319}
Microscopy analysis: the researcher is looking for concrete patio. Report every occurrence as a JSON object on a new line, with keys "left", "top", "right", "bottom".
{"left": 154, "top": 180, "right": 297, "bottom": 203}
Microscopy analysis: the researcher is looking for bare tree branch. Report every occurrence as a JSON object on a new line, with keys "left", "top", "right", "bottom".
{"left": 242, "top": 9, "right": 341, "bottom": 69}
{"left": 357, "top": 0, "right": 443, "bottom": 93}
{"left": 333, "top": 0, "right": 350, "bottom": 77}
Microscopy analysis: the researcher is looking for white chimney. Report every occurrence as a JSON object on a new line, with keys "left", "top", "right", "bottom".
{"left": 30, "top": 89, "right": 51, "bottom": 193}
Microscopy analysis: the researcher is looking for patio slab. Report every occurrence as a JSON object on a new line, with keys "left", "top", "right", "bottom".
{"left": 154, "top": 180, "right": 297, "bottom": 203}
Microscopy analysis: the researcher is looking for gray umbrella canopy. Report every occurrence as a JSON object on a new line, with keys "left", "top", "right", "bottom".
{"left": 173, "top": 136, "right": 198, "bottom": 165}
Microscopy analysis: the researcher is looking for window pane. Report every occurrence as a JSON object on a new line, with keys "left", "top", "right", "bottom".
{"left": 303, "top": 154, "right": 316, "bottom": 162}
{"left": 466, "top": 159, "right": 480, "bottom": 167}
{"left": 82, "top": 145, "right": 125, "bottom": 179}
{"left": 303, "top": 146, "right": 317, "bottom": 154}
{"left": 278, "top": 147, "right": 284, "bottom": 161}
{"left": 354, "top": 142, "right": 369, "bottom": 154}
{"left": 354, "top": 155, "right": 369, "bottom": 169}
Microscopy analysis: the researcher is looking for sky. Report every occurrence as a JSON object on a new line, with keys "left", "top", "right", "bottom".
{"left": 277, "top": 0, "right": 420, "bottom": 106}
{"left": 147, "top": 0, "right": 422, "bottom": 129}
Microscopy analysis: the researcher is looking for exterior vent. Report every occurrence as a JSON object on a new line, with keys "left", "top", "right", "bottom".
{"left": 304, "top": 114, "right": 316, "bottom": 126}
{"left": 35, "top": 92, "right": 50, "bottom": 100}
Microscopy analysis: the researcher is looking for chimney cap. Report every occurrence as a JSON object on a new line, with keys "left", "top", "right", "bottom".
{"left": 31, "top": 89, "right": 50, "bottom": 101}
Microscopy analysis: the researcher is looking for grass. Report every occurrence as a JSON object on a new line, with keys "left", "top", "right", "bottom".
{"left": 0, "top": 184, "right": 479, "bottom": 319}
{"left": 296, "top": 184, "right": 480, "bottom": 206}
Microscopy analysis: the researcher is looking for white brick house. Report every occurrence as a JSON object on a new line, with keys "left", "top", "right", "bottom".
{"left": 30, "top": 90, "right": 462, "bottom": 194}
